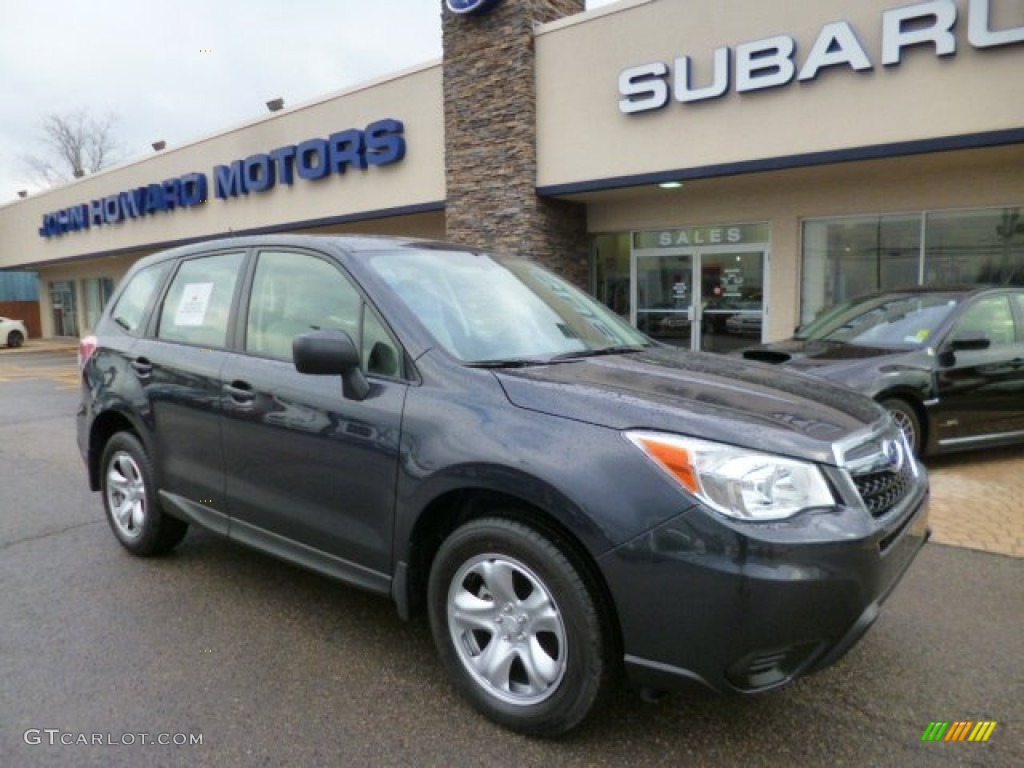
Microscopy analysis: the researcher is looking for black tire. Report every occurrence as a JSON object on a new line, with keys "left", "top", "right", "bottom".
{"left": 427, "top": 517, "right": 611, "bottom": 737}
{"left": 881, "top": 398, "right": 922, "bottom": 457}
{"left": 99, "top": 432, "right": 188, "bottom": 555}
{"left": 7, "top": 330, "right": 24, "bottom": 348}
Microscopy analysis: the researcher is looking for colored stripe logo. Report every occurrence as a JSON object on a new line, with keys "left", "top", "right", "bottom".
{"left": 921, "top": 721, "right": 997, "bottom": 742}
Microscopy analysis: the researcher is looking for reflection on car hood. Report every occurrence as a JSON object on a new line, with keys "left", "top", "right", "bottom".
{"left": 493, "top": 348, "right": 884, "bottom": 465}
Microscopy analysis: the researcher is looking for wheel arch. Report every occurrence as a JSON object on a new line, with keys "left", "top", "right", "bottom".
{"left": 87, "top": 408, "right": 149, "bottom": 491}
{"left": 395, "top": 481, "right": 623, "bottom": 662}
{"left": 876, "top": 390, "right": 928, "bottom": 451}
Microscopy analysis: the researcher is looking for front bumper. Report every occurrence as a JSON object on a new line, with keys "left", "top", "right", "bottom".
{"left": 599, "top": 481, "right": 929, "bottom": 695}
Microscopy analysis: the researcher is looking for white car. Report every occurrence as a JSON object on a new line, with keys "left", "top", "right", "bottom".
{"left": 0, "top": 316, "right": 27, "bottom": 347}
{"left": 725, "top": 313, "right": 763, "bottom": 334}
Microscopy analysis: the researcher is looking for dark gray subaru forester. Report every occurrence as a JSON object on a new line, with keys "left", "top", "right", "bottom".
{"left": 78, "top": 235, "right": 929, "bottom": 736}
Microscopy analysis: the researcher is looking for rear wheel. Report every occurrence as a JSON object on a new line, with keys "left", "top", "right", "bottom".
{"left": 6, "top": 329, "right": 24, "bottom": 347}
{"left": 428, "top": 517, "right": 611, "bottom": 736}
{"left": 881, "top": 398, "right": 922, "bottom": 457}
{"left": 100, "top": 432, "right": 188, "bottom": 555}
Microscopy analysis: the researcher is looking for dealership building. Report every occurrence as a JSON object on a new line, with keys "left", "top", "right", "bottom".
{"left": 0, "top": 0, "right": 1021, "bottom": 353}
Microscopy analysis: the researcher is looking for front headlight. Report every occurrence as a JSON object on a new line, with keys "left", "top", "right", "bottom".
{"left": 626, "top": 431, "right": 835, "bottom": 521}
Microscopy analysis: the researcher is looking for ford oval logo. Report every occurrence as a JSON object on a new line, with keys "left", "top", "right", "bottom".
{"left": 446, "top": 0, "right": 503, "bottom": 15}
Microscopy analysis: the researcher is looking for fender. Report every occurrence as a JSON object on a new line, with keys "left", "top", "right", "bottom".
{"left": 865, "top": 364, "right": 934, "bottom": 401}
{"left": 390, "top": 461, "right": 626, "bottom": 621}
{"left": 86, "top": 400, "right": 153, "bottom": 490}
{"left": 394, "top": 461, "right": 610, "bottom": 560}
{"left": 85, "top": 350, "right": 162, "bottom": 489}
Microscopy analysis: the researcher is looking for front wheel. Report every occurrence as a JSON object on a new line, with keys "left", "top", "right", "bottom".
{"left": 100, "top": 432, "right": 188, "bottom": 555}
{"left": 881, "top": 398, "right": 922, "bottom": 457}
{"left": 6, "top": 329, "right": 24, "bottom": 347}
{"left": 428, "top": 517, "right": 612, "bottom": 737}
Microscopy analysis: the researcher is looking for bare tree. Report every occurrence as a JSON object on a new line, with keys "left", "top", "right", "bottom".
{"left": 23, "top": 108, "right": 122, "bottom": 186}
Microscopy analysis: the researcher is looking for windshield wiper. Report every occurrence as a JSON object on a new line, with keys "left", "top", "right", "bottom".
{"left": 464, "top": 358, "right": 551, "bottom": 369}
{"left": 548, "top": 345, "right": 649, "bottom": 361}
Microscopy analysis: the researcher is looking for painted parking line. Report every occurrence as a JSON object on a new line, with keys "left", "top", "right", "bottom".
{"left": 0, "top": 346, "right": 79, "bottom": 355}
{"left": 0, "top": 364, "right": 80, "bottom": 389}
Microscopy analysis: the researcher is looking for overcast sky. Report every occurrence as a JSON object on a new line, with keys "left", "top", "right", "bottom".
{"left": 0, "top": 0, "right": 617, "bottom": 202}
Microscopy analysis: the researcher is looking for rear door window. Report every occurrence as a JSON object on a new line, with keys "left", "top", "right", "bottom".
{"left": 157, "top": 252, "right": 245, "bottom": 348}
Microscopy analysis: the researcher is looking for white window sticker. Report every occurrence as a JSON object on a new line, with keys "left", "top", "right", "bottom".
{"left": 175, "top": 282, "right": 214, "bottom": 327}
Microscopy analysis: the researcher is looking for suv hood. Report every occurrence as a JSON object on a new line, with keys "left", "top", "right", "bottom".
{"left": 494, "top": 348, "right": 885, "bottom": 465}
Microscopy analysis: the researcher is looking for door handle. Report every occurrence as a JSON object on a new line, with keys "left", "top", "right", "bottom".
{"left": 130, "top": 357, "right": 153, "bottom": 377}
{"left": 224, "top": 380, "right": 255, "bottom": 403}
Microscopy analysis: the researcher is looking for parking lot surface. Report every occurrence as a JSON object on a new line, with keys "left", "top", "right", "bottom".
{"left": 1, "top": 341, "right": 1021, "bottom": 767}
{"left": 928, "top": 447, "right": 1023, "bottom": 558}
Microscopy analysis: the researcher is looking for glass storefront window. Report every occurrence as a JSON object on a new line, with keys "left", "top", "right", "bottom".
{"left": 591, "top": 233, "right": 631, "bottom": 320}
{"left": 83, "top": 277, "right": 115, "bottom": 333}
{"left": 801, "top": 206, "right": 1023, "bottom": 327}
{"left": 801, "top": 215, "right": 920, "bottom": 326}
{"left": 924, "top": 208, "right": 1024, "bottom": 286}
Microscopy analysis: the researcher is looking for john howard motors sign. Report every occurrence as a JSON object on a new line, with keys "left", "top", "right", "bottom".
{"left": 38, "top": 118, "right": 405, "bottom": 239}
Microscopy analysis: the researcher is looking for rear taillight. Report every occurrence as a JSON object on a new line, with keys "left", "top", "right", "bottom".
{"left": 78, "top": 335, "right": 98, "bottom": 372}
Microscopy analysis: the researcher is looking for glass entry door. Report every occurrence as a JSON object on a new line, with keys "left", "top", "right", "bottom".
{"left": 633, "top": 248, "right": 765, "bottom": 352}
{"left": 50, "top": 281, "right": 79, "bottom": 338}
{"left": 699, "top": 250, "right": 765, "bottom": 353}
{"left": 634, "top": 251, "right": 694, "bottom": 344}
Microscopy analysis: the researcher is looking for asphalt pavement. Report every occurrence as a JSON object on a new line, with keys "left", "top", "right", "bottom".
{"left": 1, "top": 344, "right": 1021, "bottom": 767}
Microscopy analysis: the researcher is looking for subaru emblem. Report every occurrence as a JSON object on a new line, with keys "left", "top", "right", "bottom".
{"left": 882, "top": 439, "right": 904, "bottom": 472}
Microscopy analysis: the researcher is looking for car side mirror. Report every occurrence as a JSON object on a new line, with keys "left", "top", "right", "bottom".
{"left": 293, "top": 329, "right": 369, "bottom": 401}
{"left": 937, "top": 331, "right": 990, "bottom": 367}
{"left": 947, "top": 332, "right": 991, "bottom": 352}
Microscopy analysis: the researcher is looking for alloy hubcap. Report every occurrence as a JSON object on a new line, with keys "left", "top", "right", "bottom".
{"left": 888, "top": 410, "right": 917, "bottom": 452}
{"left": 447, "top": 554, "right": 567, "bottom": 706}
{"left": 105, "top": 451, "right": 147, "bottom": 539}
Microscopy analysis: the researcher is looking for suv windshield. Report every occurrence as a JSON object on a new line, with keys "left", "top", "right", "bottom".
{"left": 797, "top": 292, "right": 962, "bottom": 348}
{"left": 367, "top": 248, "right": 650, "bottom": 363}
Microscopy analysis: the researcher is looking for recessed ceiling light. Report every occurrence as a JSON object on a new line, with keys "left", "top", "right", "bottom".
{"left": 659, "top": 181, "right": 683, "bottom": 189}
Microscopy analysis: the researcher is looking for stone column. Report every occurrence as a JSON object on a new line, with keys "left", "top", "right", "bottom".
{"left": 442, "top": 0, "right": 589, "bottom": 287}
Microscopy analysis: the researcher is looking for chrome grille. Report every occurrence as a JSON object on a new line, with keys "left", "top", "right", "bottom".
{"left": 840, "top": 426, "right": 918, "bottom": 519}
{"left": 852, "top": 459, "right": 916, "bottom": 518}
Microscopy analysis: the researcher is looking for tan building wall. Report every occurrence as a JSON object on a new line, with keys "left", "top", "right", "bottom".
{"left": 586, "top": 144, "right": 1024, "bottom": 339}
{"left": 0, "top": 62, "right": 446, "bottom": 272}
{"left": 35, "top": 252, "right": 141, "bottom": 337}
{"left": 535, "top": 0, "right": 1024, "bottom": 188}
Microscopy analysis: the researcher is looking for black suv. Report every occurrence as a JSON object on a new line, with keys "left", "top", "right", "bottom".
{"left": 78, "top": 235, "right": 929, "bottom": 736}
